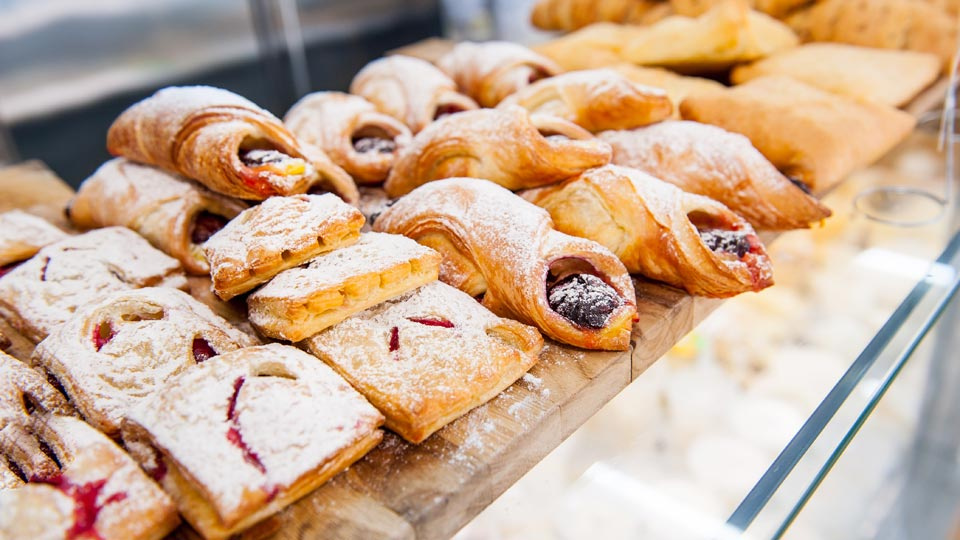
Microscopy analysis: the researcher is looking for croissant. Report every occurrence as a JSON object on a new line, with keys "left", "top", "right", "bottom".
{"left": 349, "top": 55, "right": 478, "bottom": 134}
{"left": 600, "top": 122, "right": 832, "bottom": 230}
{"left": 68, "top": 159, "right": 248, "bottom": 274}
{"left": 530, "top": 0, "right": 671, "bottom": 31}
{"left": 106, "top": 85, "right": 358, "bottom": 203}
{"left": 374, "top": 178, "right": 637, "bottom": 351}
{"left": 435, "top": 41, "right": 562, "bottom": 107}
{"left": 384, "top": 105, "right": 611, "bottom": 197}
{"left": 498, "top": 69, "right": 673, "bottom": 132}
{"left": 521, "top": 165, "right": 774, "bottom": 298}
{"left": 284, "top": 92, "right": 412, "bottom": 184}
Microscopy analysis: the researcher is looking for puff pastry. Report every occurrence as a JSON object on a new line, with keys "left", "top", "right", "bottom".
{"left": 306, "top": 281, "right": 543, "bottom": 443}
{"left": 531, "top": 0, "right": 670, "bottom": 31}
{"left": 349, "top": 55, "right": 479, "bottom": 134}
{"left": 436, "top": 41, "right": 562, "bottom": 108}
{"left": 0, "top": 210, "right": 68, "bottom": 275}
{"left": 203, "top": 194, "right": 365, "bottom": 300}
{"left": 68, "top": 159, "right": 248, "bottom": 275}
{"left": 31, "top": 287, "right": 259, "bottom": 438}
{"left": 670, "top": 0, "right": 813, "bottom": 17}
{"left": 608, "top": 64, "right": 725, "bottom": 118}
{"left": 731, "top": 43, "right": 942, "bottom": 108}
{"left": 600, "top": 122, "right": 832, "bottom": 229}
{"left": 534, "top": 23, "right": 635, "bottom": 71}
{"left": 106, "top": 85, "right": 358, "bottom": 203}
{"left": 247, "top": 232, "right": 441, "bottom": 342}
{"left": 680, "top": 76, "right": 917, "bottom": 192}
{"left": 385, "top": 106, "right": 611, "bottom": 197}
{"left": 374, "top": 178, "right": 638, "bottom": 350}
{"left": 521, "top": 165, "right": 774, "bottom": 297}
{"left": 498, "top": 68, "right": 673, "bottom": 132}
{"left": 0, "top": 227, "right": 188, "bottom": 343}
{"left": 284, "top": 92, "right": 412, "bottom": 184}
{"left": 121, "top": 343, "right": 384, "bottom": 540}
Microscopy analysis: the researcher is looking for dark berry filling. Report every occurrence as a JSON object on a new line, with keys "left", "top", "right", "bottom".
{"left": 353, "top": 137, "right": 396, "bottom": 154}
{"left": 39, "top": 257, "right": 50, "bottom": 282}
{"left": 699, "top": 229, "right": 751, "bottom": 258}
{"left": 388, "top": 326, "right": 400, "bottom": 352}
{"left": 787, "top": 176, "right": 813, "bottom": 195}
{"left": 144, "top": 445, "right": 167, "bottom": 482}
{"left": 93, "top": 321, "right": 113, "bottom": 351}
{"left": 407, "top": 317, "right": 454, "bottom": 328}
{"left": 31, "top": 472, "right": 128, "bottom": 540}
{"left": 190, "top": 212, "right": 229, "bottom": 244}
{"left": 0, "top": 260, "right": 24, "bottom": 279}
{"left": 240, "top": 149, "right": 291, "bottom": 168}
{"left": 434, "top": 104, "right": 465, "bottom": 120}
{"left": 225, "top": 377, "right": 266, "bottom": 473}
{"left": 192, "top": 337, "right": 218, "bottom": 363}
{"left": 547, "top": 274, "right": 622, "bottom": 329}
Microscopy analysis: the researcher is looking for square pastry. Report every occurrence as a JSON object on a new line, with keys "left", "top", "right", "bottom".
{"left": 121, "top": 343, "right": 384, "bottom": 540}
{"left": 0, "top": 210, "right": 68, "bottom": 275}
{"left": 203, "top": 194, "right": 364, "bottom": 300}
{"left": 306, "top": 281, "right": 543, "bottom": 443}
{"left": 247, "top": 232, "right": 440, "bottom": 341}
{"left": 31, "top": 287, "right": 260, "bottom": 438}
{"left": 0, "top": 227, "right": 188, "bottom": 343}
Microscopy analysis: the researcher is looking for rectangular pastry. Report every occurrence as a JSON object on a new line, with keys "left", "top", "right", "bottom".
{"left": 121, "top": 343, "right": 384, "bottom": 540}
{"left": 0, "top": 210, "right": 68, "bottom": 275}
{"left": 247, "top": 232, "right": 440, "bottom": 341}
{"left": 306, "top": 281, "right": 543, "bottom": 443}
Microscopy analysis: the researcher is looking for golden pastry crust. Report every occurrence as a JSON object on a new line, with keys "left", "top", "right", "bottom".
{"left": 534, "top": 23, "right": 635, "bottom": 71}
{"left": 284, "top": 92, "right": 412, "bottom": 184}
{"left": 374, "top": 178, "right": 638, "bottom": 351}
{"left": 349, "top": 56, "right": 479, "bottom": 134}
{"left": 203, "top": 194, "right": 365, "bottom": 301}
{"left": 521, "top": 165, "right": 774, "bottom": 297}
{"left": 247, "top": 232, "right": 441, "bottom": 342}
{"left": 600, "top": 122, "right": 832, "bottom": 229}
{"left": 121, "top": 343, "right": 384, "bottom": 540}
{"left": 69, "top": 159, "right": 248, "bottom": 275}
{"left": 31, "top": 287, "right": 259, "bottom": 438}
{"left": 0, "top": 227, "right": 188, "bottom": 343}
{"left": 498, "top": 68, "right": 673, "bottom": 132}
{"left": 731, "top": 43, "right": 942, "bottom": 107}
{"left": 0, "top": 210, "right": 68, "bottom": 269}
{"left": 106, "top": 85, "right": 359, "bottom": 203}
{"left": 306, "top": 281, "right": 543, "bottom": 443}
{"left": 530, "top": 0, "right": 669, "bottom": 31}
{"left": 436, "top": 41, "right": 562, "bottom": 108}
{"left": 607, "top": 64, "right": 725, "bottom": 118}
{"left": 384, "top": 106, "right": 611, "bottom": 197}
{"left": 670, "top": 0, "right": 813, "bottom": 17}
{"left": 679, "top": 76, "right": 917, "bottom": 192}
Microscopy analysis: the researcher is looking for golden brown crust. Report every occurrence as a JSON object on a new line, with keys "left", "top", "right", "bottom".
{"left": 607, "top": 64, "right": 725, "bottom": 118}
{"left": 534, "top": 23, "right": 635, "bottom": 71}
{"left": 521, "top": 165, "right": 774, "bottom": 297}
{"left": 530, "top": 0, "right": 668, "bottom": 31}
{"left": 384, "top": 106, "right": 611, "bottom": 197}
{"left": 0, "top": 211, "right": 68, "bottom": 268}
{"left": 436, "top": 41, "right": 562, "bottom": 107}
{"left": 374, "top": 178, "right": 637, "bottom": 351}
{"left": 670, "top": 0, "right": 814, "bottom": 18}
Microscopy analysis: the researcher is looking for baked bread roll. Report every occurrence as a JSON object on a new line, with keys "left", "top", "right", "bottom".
{"left": 498, "top": 69, "right": 673, "bottom": 132}
{"left": 306, "top": 281, "right": 543, "bottom": 443}
{"left": 284, "top": 92, "right": 412, "bottom": 184}
{"left": 385, "top": 106, "right": 611, "bottom": 197}
{"left": 69, "top": 159, "right": 248, "bottom": 275}
{"left": 436, "top": 41, "right": 562, "bottom": 107}
{"left": 521, "top": 165, "right": 774, "bottom": 297}
{"left": 0, "top": 210, "right": 68, "bottom": 276}
{"left": 121, "top": 343, "right": 384, "bottom": 540}
{"left": 374, "top": 178, "right": 638, "bottom": 351}
{"left": 600, "top": 122, "right": 832, "bottom": 229}
{"left": 531, "top": 0, "right": 670, "bottom": 31}
{"left": 349, "top": 55, "right": 478, "bottom": 134}
{"left": 107, "top": 86, "right": 359, "bottom": 203}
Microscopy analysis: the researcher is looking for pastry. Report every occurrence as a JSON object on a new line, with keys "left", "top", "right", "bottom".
{"left": 530, "top": 0, "right": 670, "bottom": 31}
{"left": 534, "top": 23, "right": 636, "bottom": 70}
{"left": 106, "top": 85, "right": 359, "bottom": 202}
{"left": 31, "top": 287, "right": 259, "bottom": 437}
{"left": 121, "top": 343, "right": 384, "bottom": 540}
{"left": 68, "top": 159, "right": 248, "bottom": 275}
{"left": 0, "top": 414, "right": 180, "bottom": 540}
{"left": 306, "top": 281, "right": 543, "bottom": 443}
{"left": 284, "top": 92, "right": 412, "bottom": 184}
{"left": 600, "top": 121, "right": 832, "bottom": 229}
{"left": 247, "top": 232, "right": 441, "bottom": 341}
{"left": 374, "top": 178, "right": 638, "bottom": 350}
{"left": 203, "top": 194, "right": 365, "bottom": 300}
{"left": 669, "top": 0, "right": 813, "bottom": 17}
{"left": 349, "top": 55, "right": 479, "bottom": 134}
{"left": 498, "top": 68, "right": 673, "bottom": 132}
{"left": 731, "top": 43, "right": 942, "bottom": 107}
{"left": 384, "top": 106, "right": 611, "bottom": 197}
{"left": 521, "top": 165, "right": 774, "bottom": 297}
{"left": 0, "top": 210, "right": 68, "bottom": 277}
{"left": 608, "top": 64, "right": 725, "bottom": 117}
{"left": 436, "top": 41, "right": 562, "bottom": 108}
{"left": 680, "top": 76, "right": 917, "bottom": 191}
{"left": 0, "top": 227, "right": 188, "bottom": 343}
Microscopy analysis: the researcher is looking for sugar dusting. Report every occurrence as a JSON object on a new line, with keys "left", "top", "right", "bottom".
{"left": 0, "top": 210, "right": 68, "bottom": 266}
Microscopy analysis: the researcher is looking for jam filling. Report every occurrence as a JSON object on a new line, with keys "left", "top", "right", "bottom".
{"left": 192, "top": 338, "right": 218, "bottom": 363}
{"left": 31, "top": 472, "right": 128, "bottom": 540}
{"left": 225, "top": 377, "right": 266, "bottom": 474}
{"left": 93, "top": 322, "right": 114, "bottom": 352}
{"left": 240, "top": 149, "right": 307, "bottom": 177}
{"left": 434, "top": 104, "right": 465, "bottom": 120}
{"left": 144, "top": 445, "right": 167, "bottom": 482}
{"left": 190, "top": 212, "right": 229, "bottom": 244}
{"left": 407, "top": 317, "right": 454, "bottom": 328}
{"left": 699, "top": 229, "right": 751, "bottom": 258}
{"left": 352, "top": 137, "right": 396, "bottom": 154}
{"left": 39, "top": 257, "right": 51, "bottom": 282}
{"left": 388, "top": 326, "right": 400, "bottom": 352}
{"left": 0, "top": 260, "right": 24, "bottom": 278}
{"left": 547, "top": 274, "right": 622, "bottom": 329}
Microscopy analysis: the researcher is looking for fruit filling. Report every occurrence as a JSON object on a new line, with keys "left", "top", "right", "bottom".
{"left": 434, "top": 104, "right": 466, "bottom": 120}
{"left": 699, "top": 229, "right": 752, "bottom": 258}
{"left": 388, "top": 326, "right": 400, "bottom": 352}
{"left": 190, "top": 212, "right": 229, "bottom": 244}
{"left": 93, "top": 321, "right": 114, "bottom": 351}
{"left": 547, "top": 274, "right": 622, "bottom": 329}
{"left": 192, "top": 338, "right": 218, "bottom": 363}
{"left": 240, "top": 149, "right": 307, "bottom": 177}
{"left": 225, "top": 377, "right": 266, "bottom": 473}
{"left": 353, "top": 136, "right": 396, "bottom": 154}
{"left": 31, "top": 472, "right": 128, "bottom": 540}
{"left": 407, "top": 317, "right": 454, "bottom": 328}
{"left": 0, "top": 260, "right": 23, "bottom": 278}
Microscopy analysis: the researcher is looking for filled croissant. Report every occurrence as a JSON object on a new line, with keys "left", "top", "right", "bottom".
{"left": 385, "top": 105, "right": 611, "bottom": 197}
{"left": 521, "top": 165, "right": 774, "bottom": 298}
{"left": 600, "top": 122, "right": 832, "bottom": 229}
{"left": 436, "top": 41, "right": 562, "bottom": 107}
{"left": 107, "top": 85, "right": 358, "bottom": 203}
{"left": 374, "top": 178, "right": 637, "bottom": 351}
{"left": 284, "top": 92, "right": 412, "bottom": 184}
{"left": 498, "top": 69, "right": 674, "bottom": 132}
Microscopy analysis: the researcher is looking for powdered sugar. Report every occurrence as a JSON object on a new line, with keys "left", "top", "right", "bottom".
{"left": 0, "top": 210, "right": 69, "bottom": 266}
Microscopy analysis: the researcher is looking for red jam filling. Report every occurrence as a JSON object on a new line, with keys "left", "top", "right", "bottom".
{"left": 388, "top": 326, "right": 400, "bottom": 352}
{"left": 407, "top": 317, "right": 455, "bottom": 328}
{"left": 93, "top": 322, "right": 114, "bottom": 351}
{"left": 0, "top": 260, "right": 24, "bottom": 278}
{"left": 190, "top": 212, "right": 229, "bottom": 244}
{"left": 226, "top": 377, "right": 266, "bottom": 474}
{"left": 31, "top": 472, "right": 128, "bottom": 540}
{"left": 144, "top": 445, "right": 167, "bottom": 482}
{"left": 434, "top": 104, "right": 465, "bottom": 120}
{"left": 191, "top": 338, "right": 218, "bottom": 363}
